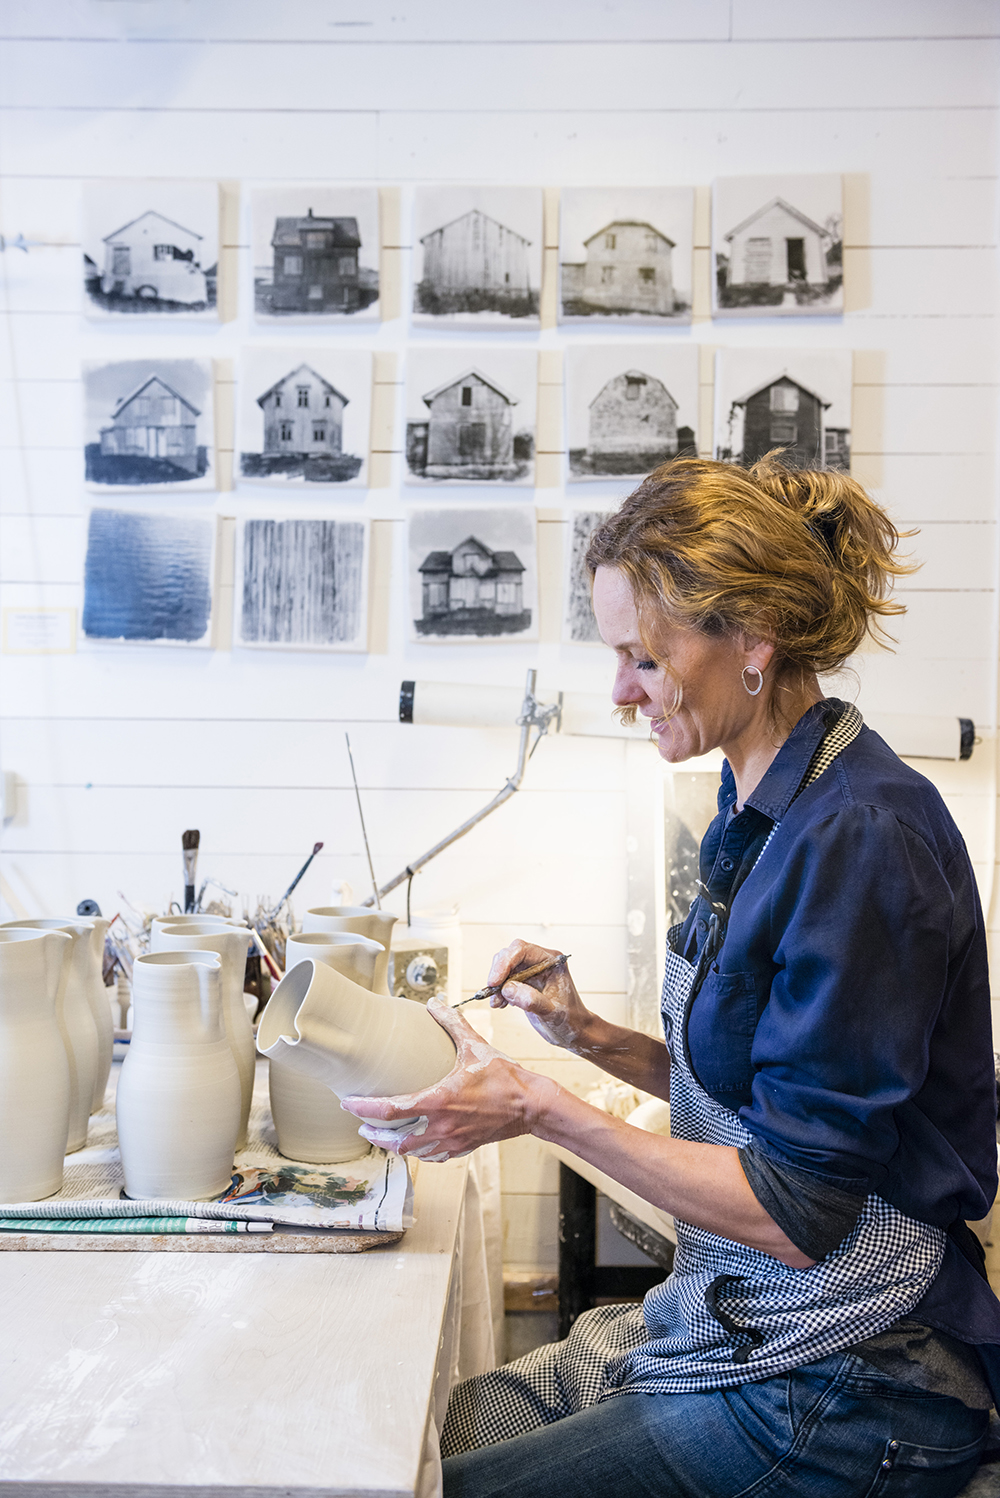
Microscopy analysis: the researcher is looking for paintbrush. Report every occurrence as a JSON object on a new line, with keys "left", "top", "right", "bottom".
{"left": 454, "top": 953, "right": 571, "bottom": 1007}
{"left": 266, "top": 841, "right": 325, "bottom": 920}
{"left": 181, "top": 829, "right": 200, "bottom": 913}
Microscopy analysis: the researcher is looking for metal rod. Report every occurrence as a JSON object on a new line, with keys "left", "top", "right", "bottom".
{"left": 345, "top": 733, "right": 380, "bottom": 909}
{"left": 361, "top": 668, "right": 551, "bottom": 908}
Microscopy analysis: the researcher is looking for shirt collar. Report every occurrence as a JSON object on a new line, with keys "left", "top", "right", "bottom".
{"left": 718, "top": 698, "right": 847, "bottom": 822}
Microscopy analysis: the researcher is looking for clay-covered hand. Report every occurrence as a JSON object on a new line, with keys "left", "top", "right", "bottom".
{"left": 338, "top": 998, "right": 553, "bottom": 1163}
{"left": 486, "top": 938, "right": 593, "bottom": 1051}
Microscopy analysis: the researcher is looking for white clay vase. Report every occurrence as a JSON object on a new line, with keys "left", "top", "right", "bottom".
{"left": 269, "top": 934, "right": 387, "bottom": 1164}
{"left": 257, "top": 958, "right": 456, "bottom": 1129}
{"left": 1, "top": 917, "right": 101, "bottom": 1152}
{"left": 0, "top": 929, "right": 72, "bottom": 1201}
{"left": 153, "top": 922, "right": 255, "bottom": 1150}
{"left": 301, "top": 907, "right": 398, "bottom": 993}
{"left": 117, "top": 951, "right": 241, "bottom": 1201}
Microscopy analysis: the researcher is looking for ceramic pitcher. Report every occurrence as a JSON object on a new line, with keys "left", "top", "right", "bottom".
{"left": 80, "top": 918, "right": 112, "bottom": 1110}
{"left": 1, "top": 917, "right": 100, "bottom": 1151}
{"left": 0, "top": 929, "right": 72, "bottom": 1201}
{"left": 117, "top": 951, "right": 241, "bottom": 1201}
{"left": 153, "top": 922, "right": 255, "bottom": 1149}
{"left": 302, "top": 907, "right": 397, "bottom": 993}
{"left": 269, "top": 934, "right": 387, "bottom": 1164}
{"left": 257, "top": 958, "right": 455, "bottom": 1128}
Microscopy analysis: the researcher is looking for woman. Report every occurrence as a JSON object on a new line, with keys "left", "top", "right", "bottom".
{"left": 343, "top": 458, "right": 1000, "bottom": 1496}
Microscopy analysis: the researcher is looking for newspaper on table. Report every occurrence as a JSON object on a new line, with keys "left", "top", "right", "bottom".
{"left": 0, "top": 1095, "right": 413, "bottom": 1232}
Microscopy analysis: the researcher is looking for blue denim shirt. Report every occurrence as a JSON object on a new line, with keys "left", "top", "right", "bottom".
{"left": 677, "top": 698, "right": 1000, "bottom": 1344}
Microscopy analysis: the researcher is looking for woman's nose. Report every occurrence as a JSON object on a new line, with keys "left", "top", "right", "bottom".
{"left": 612, "top": 661, "right": 645, "bottom": 707}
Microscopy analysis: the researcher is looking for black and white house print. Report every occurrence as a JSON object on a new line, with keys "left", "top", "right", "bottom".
{"left": 408, "top": 506, "right": 538, "bottom": 643}
{"left": 714, "top": 349, "right": 853, "bottom": 471}
{"left": 83, "top": 358, "right": 215, "bottom": 491}
{"left": 564, "top": 508, "right": 613, "bottom": 644}
{"left": 251, "top": 187, "right": 380, "bottom": 322}
{"left": 237, "top": 516, "right": 369, "bottom": 651}
{"left": 412, "top": 187, "right": 542, "bottom": 330}
{"left": 559, "top": 187, "right": 694, "bottom": 325}
{"left": 712, "top": 175, "right": 844, "bottom": 317}
{"left": 405, "top": 347, "right": 537, "bottom": 485}
{"left": 82, "top": 180, "right": 220, "bottom": 320}
{"left": 565, "top": 344, "right": 700, "bottom": 481}
{"left": 238, "top": 347, "right": 371, "bottom": 486}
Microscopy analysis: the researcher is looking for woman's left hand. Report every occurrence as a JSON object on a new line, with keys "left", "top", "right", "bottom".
{"left": 339, "top": 998, "right": 553, "bottom": 1162}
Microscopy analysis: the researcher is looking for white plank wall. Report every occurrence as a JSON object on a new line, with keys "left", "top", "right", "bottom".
{"left": 0, "top": 1, "right": 997, "bottom": 1272}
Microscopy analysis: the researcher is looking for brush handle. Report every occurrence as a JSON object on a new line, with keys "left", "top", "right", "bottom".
{"left": 456, "top": 953, "right": 570, "bottom": 1007}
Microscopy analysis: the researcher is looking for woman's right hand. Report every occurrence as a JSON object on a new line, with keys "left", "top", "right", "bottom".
{"left": 486, "top": 939, "right": 594, "bottom": 1052}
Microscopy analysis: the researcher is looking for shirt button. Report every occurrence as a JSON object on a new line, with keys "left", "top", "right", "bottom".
{"left": 720, "top": 857, "right": 735, "bottom": 872}
{"left": 696, "top": 919, "right": 707, "bottom": 932}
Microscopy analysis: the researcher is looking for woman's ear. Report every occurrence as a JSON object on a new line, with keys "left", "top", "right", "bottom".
{"left": 739, "top": 634, "right": 776, "bottom": 673}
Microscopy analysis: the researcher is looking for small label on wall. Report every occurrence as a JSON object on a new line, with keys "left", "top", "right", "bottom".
{"left": 2, "top": 608, "right": 77, "bottom": 654}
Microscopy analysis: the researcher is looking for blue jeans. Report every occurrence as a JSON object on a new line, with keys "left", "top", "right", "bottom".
{"left": 442, "top": 1350, "right": 988, "bottom": 1498}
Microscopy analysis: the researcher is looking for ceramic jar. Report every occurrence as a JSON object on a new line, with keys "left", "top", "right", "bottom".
{"left": 269, "top": 934, "right": 386, "bottom": 1164}
{"left": 117, "top": 951, "right": 241, "bottom": 1201}
{"left": 257, "top": 958, "right": 455, "bottom": 1129}
{"left": 153, "top": 922, "right": 255, "bottom": 1149}
{"left": 1, "top": 918, "right": 100, "bottom": 1151}
{"left": 302, "top": 907, "right": 397, "bottom": 993}
{"left": 0, "top": 929, "right": 72, "bottom": 1201}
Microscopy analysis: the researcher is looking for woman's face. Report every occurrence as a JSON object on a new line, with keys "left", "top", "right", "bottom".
{"left": 592, "top": 565, "right": 770, "bottom": 763}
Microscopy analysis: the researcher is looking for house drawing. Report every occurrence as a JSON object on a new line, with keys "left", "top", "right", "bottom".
{"left": 724, "top": 198, "right": 830, "bottom": 288}
{"left": 729, "top": 373, "right": 831, "bottom": 468}
{"left": 416, "top": 210, "right": 535, "bottom": 315}
{"left": 269, "top": 208, "right": 363, "bottom": 313}
{"left": 257, "top": 364, "right": 348, "bottom": 457}
{"left": 417, "top": 535, "right": 528, "bottom": 635}
{"left": 407, "top": 368, "right": 519, "bottom": 481}
{"left": 581, "top": 369, "right": 679, "bottom": 473}
{"left": 98, "top": 211, "right": 209, "bottom": 305}
{"left": 99, "top": 375, "right": 200, "bottom": 474}
{"left": 561, "top": 221, "right": 676, "bottom": 316}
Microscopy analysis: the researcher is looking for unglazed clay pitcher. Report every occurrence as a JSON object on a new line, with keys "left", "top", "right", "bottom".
{"left": 257, "top": 958, "right": 455, "bottom": 1128}
{"left": 269, "top": 934, "right": 387, "bottom": 1164}
{"left": 117, "top": 951, "right": 241, "bottom": 1201}
{"left": 302, "top": 907, "right": 397, "bottom": 993}
{"left": 1, "top": 917, "right": 100, "bottom": 1151}
{"left": 153, "top": 921, "right": 255, "bottom": 1149}
{"left": 80, "top": 918, "right": 112, "bottom": 1110}
{"left": 0, "top": 929, "right": 72, "bottom": 1201}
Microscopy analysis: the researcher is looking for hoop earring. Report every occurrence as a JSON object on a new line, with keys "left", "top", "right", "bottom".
{"left": 741, "top": 665, "right": 764, "bottom": 697}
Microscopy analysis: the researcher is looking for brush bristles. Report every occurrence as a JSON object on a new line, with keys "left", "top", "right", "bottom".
{"left": 181, "top": 829, "right": 200, "bottom": 850}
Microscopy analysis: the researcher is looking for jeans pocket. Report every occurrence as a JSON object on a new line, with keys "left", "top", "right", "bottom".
{"left": 861, "top": 1429, "right": 987, "bottom": 1498}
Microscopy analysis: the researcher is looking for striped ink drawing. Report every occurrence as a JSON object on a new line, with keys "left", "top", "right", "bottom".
{"left": 82, "top": 509, "right": 214, "bottom": 646}
{"left": 238, "top": 518, "right": 369, "bottom": 651}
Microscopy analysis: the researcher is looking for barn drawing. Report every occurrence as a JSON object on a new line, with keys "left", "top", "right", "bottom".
{"left": 240, "top": 364, "right": 362, "bottom": 483}
{"left": 407, "top": 368, "right": 527, "bottom": 482}
{"left": 718, "top": 198, "right": 840, "bottom": 309}
{"left": 94, "top": 375, "right": 202, "bottom": 481}
{"left": 264, "top": 209, "right": 372, "bottom": 315}
{"left": 95, "top": 210, "right": 211, "bottom": 307}
{"left": 561, "top": 221, "right": 676, "bottom": 317}
{"left": 416, "top": 210, "right": 536, "bottom": 317}
{"left": 729, "top": 373, "right": 832, "bottom": 469}
{"left": 571, "top": 369, "right": 685, "bottom": 476}
{"left": 416, "top": 535, "right": 530, "bottom": 637}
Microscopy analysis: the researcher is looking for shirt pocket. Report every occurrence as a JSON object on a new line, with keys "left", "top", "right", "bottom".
{"left": 686, "top": 968, "right": 759, "bottom": 1101}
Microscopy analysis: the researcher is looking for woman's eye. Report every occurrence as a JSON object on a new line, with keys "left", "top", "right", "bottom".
{"left": 635, "top": 660, "right": 656, "bottom": 672}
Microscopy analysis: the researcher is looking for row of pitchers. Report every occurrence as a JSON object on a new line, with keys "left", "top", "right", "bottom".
{"left": 0, "top": 905, "right": 403, "bottom": 1202}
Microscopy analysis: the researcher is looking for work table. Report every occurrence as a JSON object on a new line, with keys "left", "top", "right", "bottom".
{"left": 0, "top": 1157, "right": 470, "bottom": 1498}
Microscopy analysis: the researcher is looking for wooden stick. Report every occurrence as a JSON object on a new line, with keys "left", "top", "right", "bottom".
{"left": 455, "top": 953, "right": 570, "bottom": 1007}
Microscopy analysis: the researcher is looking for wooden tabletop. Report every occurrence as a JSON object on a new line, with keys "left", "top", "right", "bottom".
{"left": 0, "top": 1157, "right": 469, "bottom": 1498}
